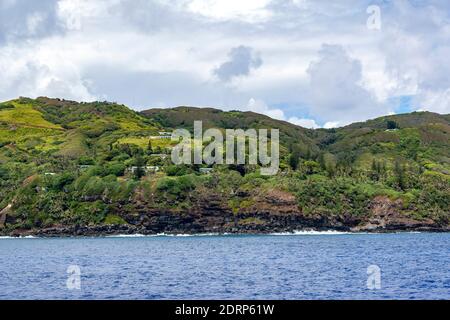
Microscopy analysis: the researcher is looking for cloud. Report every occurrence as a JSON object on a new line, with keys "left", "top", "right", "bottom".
{"left": 0, "top": 0, "right": 62, "bottom": 43}
{"left": 245, "top": 98, "right": 284, "bottom": 120}
{"left": 214, "top": 46, "right": 263, "bottom": 82}
{"left": 287, "top": 117, "right": 320, "bottom": 129}
{"left": 305, "top": 44, "right": 390, "bottom": 125}
{"left": 245, "top": 98, "right": 319, "bottom": 128}
{"left": 378, "top": 1, "right": 450, "bottom": 114}
{"left": 188, "top": 0, "right": 272, "bottom": 23}
{"left": 323, "top": 121, "right": 339, "bottom": 129}
{"left": 415, "top": 89, "right": 450, "bottom": 114}
{"left": 0, "top": 41, "right": 95, "bottom": 102}
{"left": 83, "top": 66, "right": 239, "bottom": 109}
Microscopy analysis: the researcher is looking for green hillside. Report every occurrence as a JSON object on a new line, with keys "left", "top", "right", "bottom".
{"left": 0, "top": 97, "right": 448, "bottom": 236}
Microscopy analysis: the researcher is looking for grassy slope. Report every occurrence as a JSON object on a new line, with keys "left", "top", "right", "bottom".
{"left": 141, "top": 106, "right": 318, "bottom": 153}
{"left": 143, "top": 106, "right": 450, "bottom": 176}
{"left": 319, "top": 112, "right": 450, "bottom": 175}
{"left": 0, "top": 100, "right": 62, "bottom": 130}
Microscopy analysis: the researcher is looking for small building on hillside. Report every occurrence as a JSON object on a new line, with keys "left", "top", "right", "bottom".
{"left": 78, "top": 165, "right": 92, "bottom": 170}
{"left": 146, "top": 166, "right": 160, "bottom": 173}
{"left": 150, "top": 154, "right": 168, "bottom": 159}
{"left": 199, "top": 168, "right": 213, "bottom": 174}
{"left": 150, "top": 132, "right": 172, "bottom": 139}
{"left": 127, "top": 166, "right": 160, "bottom": 174}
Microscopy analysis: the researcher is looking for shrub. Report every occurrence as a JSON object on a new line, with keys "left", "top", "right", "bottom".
{"left": 105, "top": 162, "right": 126, "bottom": 176}
{"left": 387, "top": 120, "right": 399, "bottom": 129}
{"left": 296, "top": 178, "right": 381, "bottom": 216}
{"left": 78, "top": 156, "right": 95, "bottom": 165}
{"left": 156, "top": 175, "right": 195, "bottom": 198}
{"left": 104, "top": 214, "right": 127, "bottom": 225}
{"left": 0, "top": 103, "right": 14, "bottom": 110}
{"left": 303, "top": 160, "right": 320, "bottom": 175}
{"left": 165, "top": 165, "right": 192, "bottom": 176}
{"left": 0, "top": 166, "right": 9, "bottom": 179}
{"left": 81, "top": 176, "right": 108, "bottom": 197}
{"left": 51, "top": 172, "right": 75, "bottom": 191}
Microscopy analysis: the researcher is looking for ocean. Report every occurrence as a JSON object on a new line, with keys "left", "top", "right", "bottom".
{"left": 0, "top": 232, "right": 449, "bottom": 299}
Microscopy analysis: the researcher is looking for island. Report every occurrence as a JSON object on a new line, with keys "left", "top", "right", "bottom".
{"left": 0, "top": 97, "right": 449, "bottom": 236}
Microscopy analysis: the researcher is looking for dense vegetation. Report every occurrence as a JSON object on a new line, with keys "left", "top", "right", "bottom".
{"left": 0, "top": 97, "right": 448, "bottom": 234}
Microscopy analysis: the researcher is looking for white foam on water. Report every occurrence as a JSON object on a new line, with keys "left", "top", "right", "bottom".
{"left": 108, "top": 231, "right": 354, "bottom": 237}
{"left": 0, "top": 235, "right": 37, "bottom": 239}
{"left": 155, "top": 232, "right": 223, "bottom": 237}
{"left": 108, "top": 232, "right": 233, "bottom": 238}
{"left": 106, "top": 233, "right": 218, "bottom": 238}
{"left": 0, "top": 231, "right": 427, "bottom": 239}
{"left": 270, "top": 230, "right": 353, "bottom": 236}
{"left": 106, "top": 234, "right": 147, "bottom": 238}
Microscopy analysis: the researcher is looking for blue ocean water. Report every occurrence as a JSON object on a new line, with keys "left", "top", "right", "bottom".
{"left": 0, "top": 232, "right": 449, "bottom": 300}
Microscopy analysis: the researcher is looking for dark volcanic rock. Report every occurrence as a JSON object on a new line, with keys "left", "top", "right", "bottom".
{"left": 2, "top": 192, "right": 448, "bottom": 237}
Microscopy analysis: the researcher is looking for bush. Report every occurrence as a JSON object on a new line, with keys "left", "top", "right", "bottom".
{"left": 165, "top": 165, "right": 192, "bottom": 176}
{"left": 81, "top": 176, "right": 108, "bottom": 197}
{"left": 104, "top": 214, "right": 127, "bottom": 225}
{"left": 105, "top": 179, "right": 137, "bottom": 202}
{"left": 387, "top": 120, "right": 399, "bottom": 129}
{"left": 156, "top": 175, "right": 195, "bottom": 198}
{"left": 105, "top": 162, "right": 126, "bottom": 176}
{"left": 303, "top": 160, "right": 320, "bottom": 175}
{"left": 78, "top": 156, "right": 95, "bottom": 165}
{"left": 0, "top": 103, "right": 14, "bottom": 110}
{"left": 0, "top": 166, "right": 9, "bottom": 179}
{"left": 51, "top": 172, "right": 75, "bottom": 191}
{"left": 296, "top": 178, "right": 377, "bottom": 216}
{"left": 70, "top": 201, "right": 108, "bottom": 225}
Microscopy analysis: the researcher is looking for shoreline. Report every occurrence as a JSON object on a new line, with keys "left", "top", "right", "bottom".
{"left": 1, "top": 227, "right": 448, "bottom": 238}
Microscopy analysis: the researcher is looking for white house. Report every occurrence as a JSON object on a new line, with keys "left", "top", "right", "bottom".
{"left": 199, "top": 168, "right": 213, "bottom": 174}
{"left": 127, "top": 166, "right": 160, "bottom": 174}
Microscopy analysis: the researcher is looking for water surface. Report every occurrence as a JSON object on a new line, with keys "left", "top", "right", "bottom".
{"left": 0, "top": 232, "right": 449, "bottom": 299}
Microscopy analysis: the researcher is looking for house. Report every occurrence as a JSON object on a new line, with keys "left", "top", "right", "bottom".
{"left": 145, "top": 166, "right": 160, "bottom": 173}
{"left": 150, "top": 131, "right": 172, "bottom": 139}
{"left": 127, "top": 166, "right": 160, "bottom": 174}
{"left": 158, "top": 131, "right": 172, "bottom": 139}
{"left": 150, "top": 135, "right": 171, "bottom": 139}
{"left": 78, "top": 165, "right": 92, "bottom": 170}
{"left": 150, "top": 153, "right": 168, "bottom": 159}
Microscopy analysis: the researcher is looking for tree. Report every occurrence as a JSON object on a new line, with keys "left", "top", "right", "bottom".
{"left": 303, "top": 160, "right": 320, "bottom": 175}
{"left": 387, "top": 120, "right": 398, "bottom": 130}
{"left": 370, "top": 159, "right": 380, "bottom": 181}
{"left": 394, "top": 159, "right": 406, "bottom": 190}
{"left": 325, "top": 164, "right": 335, "bottom": 178}
{"left": 228, "top": 164, "right": 246, "bottom": 176}
{"left": 106, "top": 163, "right": 126, "bottom": 177}
{"left": 400, "top": 134, "right": 420, "bottom": 160}
{"left": 134, "top": 154, "right": 146, "bottom": 179}
{"left": 317, "top": 153, "right": 326, "bottom": 170}
{"left": 51, "top": 172, "right": 75, "bottom": 191}
{"left": 289, "top": 149, "right": 301, "bottom": 170}
{"left": 146, "top": 139, "right": 153, "bottom": 155}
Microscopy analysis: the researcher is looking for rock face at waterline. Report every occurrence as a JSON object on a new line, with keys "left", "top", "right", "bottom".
{"left": 0, "top": 97, "right": 449, "bottom": 236}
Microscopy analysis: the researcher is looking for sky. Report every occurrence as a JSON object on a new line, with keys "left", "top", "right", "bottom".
{"left": 0, "top": 0, "right": 449, "bottom": 128}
